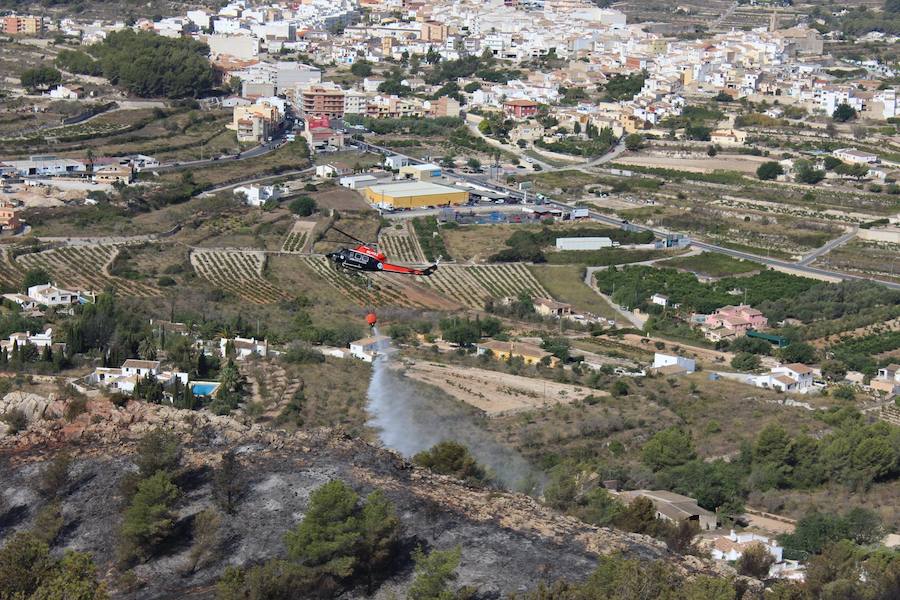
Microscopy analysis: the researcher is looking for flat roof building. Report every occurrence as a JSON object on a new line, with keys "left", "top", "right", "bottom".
{"left": 364, "top": 181, "right": 468, "bottom": 210}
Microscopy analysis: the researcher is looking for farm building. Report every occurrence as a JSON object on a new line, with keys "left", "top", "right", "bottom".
{"left": 350, "top": 335, "right": 391, "bottom": 362}
{"left": 555, "top": 237, "right": 614, "bottom": 250}
{"left": 533, "top": 298, "right": 572, "bottom": 318}
{"left": 475, "top": 340, "right": 559, "bottom": 367}
{"left": 364, "top": 181, "right": 468, "bottom": 210}
{"left": 616, "top": 490, "right": 716, "bottom": 530}
{"left": 5, "top": 156, "right": 86, "bottom": 177}
{"left": 651, "top": 353, "right": 695, "bottom": 375}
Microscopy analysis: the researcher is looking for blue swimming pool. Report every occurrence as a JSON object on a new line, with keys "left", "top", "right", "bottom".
{"left": 190, "top": 382, "right": 220, "bottom": 397}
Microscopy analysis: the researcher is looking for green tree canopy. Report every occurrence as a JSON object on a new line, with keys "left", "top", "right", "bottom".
{"left": 119, "top": 471, "right": 181, "bottom": 563}
{"left": 92, "top": 30, "right": 216, "bottom": 98}
{"left": 0, "top": 532, "right": 106, "bottom": 600}
{"left": 832, "top": 103, "right": 857, "bottom": 122}
{"left": 407, "top": 546, "right": 461, "bottom": 600}
{"left": 20, "top": 66, "right": 61, "bottom": 92}
{"left": 289, "top": 196, "right": 316, "bottom": 217}
{"left": 413, "top": 441, "right": 489, "bottom": 484}
{"left": 756, "top": 161, "right": 784, "bottom": 181}
{"left": 641, "top": 427, "right": 697, "bottom": 471}
{"left": 283, "top": 480, "right": 401, "bottom": 589}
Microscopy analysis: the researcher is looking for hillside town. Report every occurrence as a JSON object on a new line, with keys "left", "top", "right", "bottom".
{"left": 0, "top": 0, "right": 899, "bottom": 599}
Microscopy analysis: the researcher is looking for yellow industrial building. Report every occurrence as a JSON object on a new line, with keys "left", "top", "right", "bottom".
{"left": 364, "top": 181, "right": 469, "bottom": 210}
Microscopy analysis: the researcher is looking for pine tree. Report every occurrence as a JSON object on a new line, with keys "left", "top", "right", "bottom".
{"left": 10, "top": 340, "right": 19, "bottom": 365}
{"left": 41, "top": 345, "right": 52, "bottom": 362}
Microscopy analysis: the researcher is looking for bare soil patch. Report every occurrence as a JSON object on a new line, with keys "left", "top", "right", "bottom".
{"left": 396, "top": 361, "right": 601, "bottom": 416}
{"left": 616, "top": 154, "right": 769, "bottom": 174}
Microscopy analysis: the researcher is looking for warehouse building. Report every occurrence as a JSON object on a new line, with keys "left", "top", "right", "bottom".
{"left": 398, "top": 163, "right": 442, "bottom": 182}
{"left": 555, "top": 237, "right": 614, "bottom": 250}
{"left": 364, "top": 181, "right": 468, "bottom": 210}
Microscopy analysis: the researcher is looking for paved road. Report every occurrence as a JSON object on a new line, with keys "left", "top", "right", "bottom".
{"left": 466, "top": 122, "right": 626, "bottom": 173}
{"left": 198, "top": 166, "right": 316, "bottom": 196}
{"left": 347, "top": 139, "right": 900, "bottom": 291}
{"left": 153, "top": 139, "right": 282, "bottom": 173}
{"left": 582, "top": 267, "right": 645, "bottom": 329}
{"left": 798, "top": 226, "right": 857, "bottom": 266}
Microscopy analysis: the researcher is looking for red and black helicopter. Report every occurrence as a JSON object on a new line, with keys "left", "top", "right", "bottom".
{"left": 325, "top": 226, "right": 438, "bottom": 276}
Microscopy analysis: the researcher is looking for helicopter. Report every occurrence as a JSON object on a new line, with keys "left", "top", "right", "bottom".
{"left": 324, "top": 226, "right": 438, "bottom": 276}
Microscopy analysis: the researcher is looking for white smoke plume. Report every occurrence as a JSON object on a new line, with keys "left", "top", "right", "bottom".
{"left": 367, "top": 331, "right": 541, "bottom": 491}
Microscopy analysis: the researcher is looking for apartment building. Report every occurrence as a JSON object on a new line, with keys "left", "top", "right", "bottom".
{"left": 230, "top": 103, "right": 279, "bottom": 143}
{"left": 1, "top": 15, "right": 44, "bottom": 35}
{"left": 300, "top": 83, "right": 345, "bottom": 119}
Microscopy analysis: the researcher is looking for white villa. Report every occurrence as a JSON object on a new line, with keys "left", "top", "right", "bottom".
{"left": 88, "top": 359, "right": 188, "bottom": 395}
{"left": 220, "top": 336, "right": 268, "bottom": 360}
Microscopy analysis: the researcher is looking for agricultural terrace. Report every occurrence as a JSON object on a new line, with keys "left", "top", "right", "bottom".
{"left": 301, "top": 256, "right": 456, "bottom": 310}
{"left": 378, "top": 224, "right": 424, "bottom": 264}
{"left": 281, "top": 220, "right": 315, "bottom": 254}
{"left": 191, "top": 249, "right": 290, "bottom": 305}
{"left": 421, "top": 264, "right": 550, "bottom": 309}
{"left": 828, "top": 331, "right": 900, "bottom": 376}
{"left": 657, "top": 253, "right": 763, "bottom": 278}
{"left": 595, "top": 265, "right": 819, "bottom": 315}
{"left": 16, "top": 245, "right": 160, "bottom": 297}
{"left": 528, "top": 265, "right": 618, "bottom": 320}
{"left": 0, "top": 248, "right": 23, "bottom": 290}
{"left": 412, "top": 217, "right": 450, "bottom": 261}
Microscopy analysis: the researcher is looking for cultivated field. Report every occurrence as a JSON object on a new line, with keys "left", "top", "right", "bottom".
{"left": 421, "top": 263, "right": 551, "bottom": 308}
{"left": 16, "top": 244, "right": 160, "bottom": 297}
{"left": 396, "top": 361, "right": 601, "bottom": 416}
{"left": 616, "top": 154, "right": 768, "bottom": 175}
{"left": 190, "top": 248, "right": 290, "bottom": 304}
{"left": 378, "top": 223, "right": 424, "bottom": 264}
{"left": 281, "top": 220, "right": 316, "bottom": 253}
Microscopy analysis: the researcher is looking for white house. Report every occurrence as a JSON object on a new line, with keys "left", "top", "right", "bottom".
{"left": 220, "top": 337, "right": 268, "bottom": 360}
{"left": 27, "top": 283, "right": 81, "bottom": 307}
{"left": 233, "top": 184, "right": 279, "bottom": 207}
{"left": 652, "top": 353, "right": 696, "bottom": 374}
{"left": 88, "top": 359, "right": 187, "bottom": 395}
{"left": 349, "top": 335, "right": 390, "bottom": 362}
{"left": 384, "top": 155, "right": 409, "bottom": 170}
{"left": 47, "top": 85, "right": 82, "bottom": 100}
{"left": 122, "top": 359, "right": 160, "bottom": 378}
{"left": 650, "top": 293, "right": 669, "bottom": 307}
{"left": 2, "top": 293, "right": 39, "bottom": 310}
{"left": 710, "top": 530, "right": 783, "bottom": 563}
{"left": 833, "top": 148, "right": 878, "bottom": 165}
{"left": 0, "top": 328, "right": 57, "bottom": 352}
{"left": 753, "top": 363, "right": 815, "bottom": 393}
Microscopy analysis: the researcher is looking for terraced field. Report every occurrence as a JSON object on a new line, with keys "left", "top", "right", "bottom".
{"left": 281, "top": 220, "right": 315, "bottom": 254}
{"left": 16, "top": 245, "right": 159, "bottom": 297}
{"left": 378, "top": 225, "right": 424, "bottom": 264}
{"left": 0, "top": 248, "right": 22, "bottom": 289}
{"left": 421, "top": 263, "right": 550, "bottom": 308}
{"left": 191, "top": 249, "right": 290, "bottom": 304}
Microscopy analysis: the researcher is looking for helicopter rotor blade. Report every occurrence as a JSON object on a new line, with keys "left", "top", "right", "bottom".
{"left": 329, "top": 225, "right": 368, "bottom": 246}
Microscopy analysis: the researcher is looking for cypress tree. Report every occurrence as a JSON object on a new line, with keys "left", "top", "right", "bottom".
{"left": 182, "top": 383, "right": 194, "bottom": 410}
